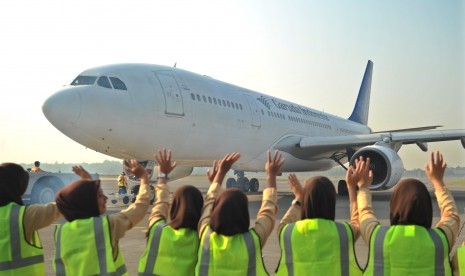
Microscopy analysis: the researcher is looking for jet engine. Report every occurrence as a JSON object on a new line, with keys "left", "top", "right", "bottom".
{"left": 349, "top": 145, "right": 404, "bottom": 190}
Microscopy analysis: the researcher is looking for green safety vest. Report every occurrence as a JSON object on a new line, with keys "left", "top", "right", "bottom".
{"left": 53, "top": 216, "right": 127, "bottom": 276}
{"left": 195, "top": 226, "right": 268, "bottom": 276}
{"left": 138, "top": 220, "right": 199, "bottom": 275}
{"left": 276, "top": 219, "right": 362, "bottom": 276}
{"left": 365, "top": 225, "right": 452, "bottom": 276}
{"left": 0, "top": 203, "right": 44, "bottom": 275}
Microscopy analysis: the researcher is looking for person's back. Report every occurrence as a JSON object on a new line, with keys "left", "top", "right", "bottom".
{"left": 196, "top": 151, "right": 284, "bottom": 276}
{"left": 276, "top": 169, "right": 364, "bottom": 276}
{"left": 139, "top": 148, "right": 203, "bottom": 275}
{"left": 0, "top": 162, "right": 62, "bottom": 275}
{"left": 358, "top": 152, "right": 458, "bottom": 276}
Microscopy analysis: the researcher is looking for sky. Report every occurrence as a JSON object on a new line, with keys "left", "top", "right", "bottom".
{"left": 0, "top": 0, "right": 463, "bottom": 169}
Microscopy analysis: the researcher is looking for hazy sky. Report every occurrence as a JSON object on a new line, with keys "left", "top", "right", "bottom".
{"left": 0, "top": 0, "right": 463, "bottom": 169}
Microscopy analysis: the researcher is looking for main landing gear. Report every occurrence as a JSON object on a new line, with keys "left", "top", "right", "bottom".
{"left": 226, "top": 171, "right": 260, "bottom": 192}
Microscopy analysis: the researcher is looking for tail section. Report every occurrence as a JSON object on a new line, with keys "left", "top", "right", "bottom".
{"left": 348, "top": 60, "right": 373, "bottom": 125}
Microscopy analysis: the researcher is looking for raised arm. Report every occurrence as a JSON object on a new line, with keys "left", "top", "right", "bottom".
{"left": 198, "top": 153, "right": 240, "bottom": 235}
{"left": 277, "top": 174, "right": 302, "bottom": 234}
{"left": 353, "top": 156, "right": 378, "bottom": 245}
{"left": 255, "top": 150, "right": 284, "bottom": 247}
{"left": 109, "top": 159, "right": 150, "bottom": 241}
{"left": 345, "top": 156, "right": 372, "bottom": 240}
{"left": 148, "top": 149, "right": 177, "bottom": 227}
{"left": 72, "top": 165, "right": 92, "bottom": 180}
{"left": 426, "top": 151, "right": 459, "bottom": 249}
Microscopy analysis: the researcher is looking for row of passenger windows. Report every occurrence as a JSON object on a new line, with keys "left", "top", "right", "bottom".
{"left": 71, "top": 75, "right": 127, "bottom": 90}
{"left": 266, "top": 109, "right": 332, "bottom": 129}
{"left": 190, "top": 93, "right": 243, "bottom": 110}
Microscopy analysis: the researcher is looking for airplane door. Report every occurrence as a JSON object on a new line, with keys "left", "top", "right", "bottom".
{"left": 243, "top": 94, "right": 261, "bottom": 128}
{"left": 154, "top": 72, "right": 184, "bottom": 116}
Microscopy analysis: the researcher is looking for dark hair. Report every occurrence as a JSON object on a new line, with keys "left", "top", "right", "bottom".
{"left": 169, "top": 185, "right": 203, "bottom": 231}
{"left": 34, "top": 161, "right": 40, "bottom": 167}
{"left": 390, "top": 178, "right": 432, "bottom": 228}
{"left": 209, "top": 189, "right": 249, "bottom": 236}
{"left": 0, "top": 163, "right": 29, "bottom": 206}
{"left": 301, "top": 176, "right": 336, "bottom": 220}
{"left": 56, "top": 180, "right": 101, "bottom": 222}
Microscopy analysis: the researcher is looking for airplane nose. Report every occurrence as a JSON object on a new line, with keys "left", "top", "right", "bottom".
{"left": 42, "top": 89, "right": 81, "bottom": 127}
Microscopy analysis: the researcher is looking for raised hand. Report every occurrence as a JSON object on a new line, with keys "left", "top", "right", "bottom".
{"left": 72, "top": 166, "right": 92, "bottom": 180}
{"left": 207, "top": 160, "right": 218, "bottom": 184}
{"left": 346, "top": 156, "right": 373, "bottom": 189}
{"left": 124, "top": 159, "right": 148, "bottom": 180}
{"left": 265, "top": 150, "right": 285, "bottom": 176}
{"left": 425, "top": 151, "right": 447, "bottom": 189}
{"left": 265, "top": 150, "right": 285, "bottom": 189}
{"left": 213, "top": 153, "right": 241, "bottom": 185}
{"left": 155, "top": 148, "right": 177, "bottom": 175}
{"left": 288, "top": 173, "right": 302, "bottom": 201}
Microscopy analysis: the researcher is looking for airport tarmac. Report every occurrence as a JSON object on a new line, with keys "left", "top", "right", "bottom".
{"left": 39, "top": 176, "right": 465, "bottom": 275}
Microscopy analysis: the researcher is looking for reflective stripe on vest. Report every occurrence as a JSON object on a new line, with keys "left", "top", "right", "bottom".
{"left": 371, "top": 225, "right": 450, "bottom": 276}
{"left": 457, "top": 246, "right": 465, "bottom": 275}
{"left": 280, "top": 220, "right": 354, "bottom": 276}
{"left": 55, "top": 217, "right": 127, "bottom": 276}
{"left": 198, "top": 228, "right": 263, "bottom": 276}
{"left": 140, "top": 221, "right": 167, "bottom": 275}
{"left": 0, "top": 204, "right": 44, "bottom": 272}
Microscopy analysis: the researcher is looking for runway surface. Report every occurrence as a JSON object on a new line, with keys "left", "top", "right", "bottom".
{"left": 39, "top": 176, "right": 465, "bottom": 275}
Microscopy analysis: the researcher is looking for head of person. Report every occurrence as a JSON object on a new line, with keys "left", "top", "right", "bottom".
{"left": 34, "top": 161, "right": 40, "bottom": 167}
{"left": 300, "top": 176, "right": 336, "bottom": 220}
{"left": 210, "top": 188, "right": 249, "bottom": 236}
{"left": 390, "top": 178, "right": 432, "bottom": 228}
{"left": 56, "top": 179, "right": 107, "bottom": 222}
{"left": 121, "top": 172, "right": 125, "bottom": 176}
{"left": 0, "top": 163, "right": 29, "bottom": 206}
{"left": 169, "top": 185, "right": 203, "bottom": 231}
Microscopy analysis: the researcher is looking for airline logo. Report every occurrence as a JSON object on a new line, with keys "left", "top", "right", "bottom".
{"left": 257, "top": 96, "right": 330, "bottom": 121}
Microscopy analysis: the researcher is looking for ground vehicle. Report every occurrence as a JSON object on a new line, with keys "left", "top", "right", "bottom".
{"left": 109, "top": 185, "right": 155, "bottom": 205}
{"left": 23, "top": 172, "right": 99, "bottom": 205}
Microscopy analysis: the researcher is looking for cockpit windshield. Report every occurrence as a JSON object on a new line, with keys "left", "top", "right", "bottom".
{"left": 70, "top": 76, "right": 97, "bottom": 86}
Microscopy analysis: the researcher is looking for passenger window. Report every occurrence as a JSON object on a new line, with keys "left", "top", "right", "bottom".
{"left": 218, "top": 99, "right": 222, "bottom": 106}
{"left": 191, "top": 93, "right": 195, "bottom": 100}
{"left": 208, "top": 96, "right": 212, "bottom": 104}
{"left": 202, "top": 95, "right": 207, "bottom": 102}
{"left": 71, "top": 75, "right": 97, "bottom": 86}
{"left": 261, "top": 109, "right": 264, "bottom": 115}
{"left": 227, "top": 101, "right": 231, "bottom": 108}
{"left": 239, "top": 104, "right": 243, "bottom": 110}
{"left": 196, "top": 94, "right": 201, "bottom": 101}
{"left": 222, "top": 100, "right": 226, "bottom": 106}
{"left": 97, "top": 76, "right": 112, "bottom": 89}
{"left": 213, "top": 98, "right": 217, "bottom": 105}
{"left": 109, "top": 77, "right": 127, "bottom": 90}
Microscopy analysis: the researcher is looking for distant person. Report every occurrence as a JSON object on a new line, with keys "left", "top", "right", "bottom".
{"left": 357, "top": 151, "right": 458, "bottom": 275}
{"left": 0, "top": 162, "right": 63, "bottom": 275}
{"left": 53, "top": 161, "right": 151, "bottom": 276}
{"left": 30, "top": 161, "right": 45, "bottom": 172}
{"left": 117, "top": 171, "right": 128, "bottom": 194}
{"left": 275, "top": 158, "right": 365, "bottom": 275}
{"left": 196, "top": 150, "right": 284, "bottom": 275}
{"left": 138, "top": 149, "right": 204, "bottom": 275}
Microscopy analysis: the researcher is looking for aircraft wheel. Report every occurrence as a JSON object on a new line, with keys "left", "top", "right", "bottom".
{"left": 226, "top": 178, "right": 236, "bottom": 189}
{"left": 338, "top": 180, "right": 348, "bottom": 196}
{"left": 122, "top": 195, "right": 130, "bottom": 204}
{"left": 249, "top": 178, "right": 259, "bottom": 192}
{"left": 130, "top": 185, "right": 140, "bottom": 203}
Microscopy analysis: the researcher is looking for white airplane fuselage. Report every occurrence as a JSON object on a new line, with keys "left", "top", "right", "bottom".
{"left": 43, "top": 63, "right": 370, "bottom": 172}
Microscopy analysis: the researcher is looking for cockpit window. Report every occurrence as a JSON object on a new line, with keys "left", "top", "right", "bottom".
{"left": 110, "top": 77, "right": 127, "bottom": 90}
{"left": 97, "top": 76, "right": 112, "bottom": 89}
{"left": 70, "top": 76, "right": 97, "bottom": 86}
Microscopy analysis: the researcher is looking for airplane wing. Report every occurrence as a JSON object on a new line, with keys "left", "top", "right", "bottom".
{"left": 276, "top": 129, "right": 465, "bottom": 161}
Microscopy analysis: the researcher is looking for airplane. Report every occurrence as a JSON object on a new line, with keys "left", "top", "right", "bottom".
{"left": 42, "top": 60, "right": 465, "bottom": 195}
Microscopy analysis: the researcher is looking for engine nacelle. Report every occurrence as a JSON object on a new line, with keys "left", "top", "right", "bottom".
{"left": 349, "top": 145, "right": 405, "bottom": 190}
{"left": 160, "top": 166, "right": 193, "bottom": 181}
